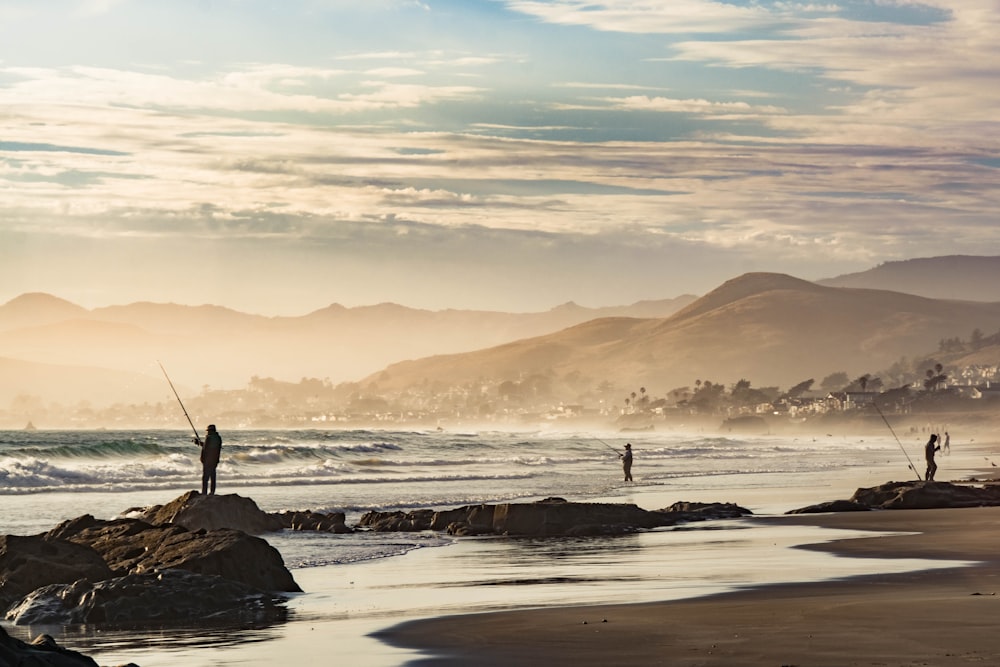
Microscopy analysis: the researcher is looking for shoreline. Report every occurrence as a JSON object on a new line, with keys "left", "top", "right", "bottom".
{"left": 379, "top": 506, "right": 1000, "bottom": 666}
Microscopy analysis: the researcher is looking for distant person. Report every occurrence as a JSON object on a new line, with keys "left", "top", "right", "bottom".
{"left": 620, "top": 443, "right": 633, "bottom": 482}
{"left": 197, "top": 424, "right": 223, "bottom": 495}
{"left": 943, "top": 431, "right": 951, "bottom": 454}
{"left": 924, "top": 433, "right": 940, "bottom": 481}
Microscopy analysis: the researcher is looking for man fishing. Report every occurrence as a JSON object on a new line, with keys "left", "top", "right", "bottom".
{"left": 197, "top": 424, "right": 223, "bottom": 495}
{"left": 620, "top": 443, "right": 633, "bottom": 482}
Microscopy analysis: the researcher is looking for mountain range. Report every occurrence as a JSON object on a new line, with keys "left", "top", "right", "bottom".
{"left": 362, "top": 271, "right": 1000, "bottom": 396}
{"left": 1, "top": 255, "right": 997, "bottom": 408}
{"left": 0, "top": 293, "right": 695, "bottom": 407}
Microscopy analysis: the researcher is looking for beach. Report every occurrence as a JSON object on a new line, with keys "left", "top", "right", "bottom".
{"left": 382, "top": 506, "right": 1000, "bottom": 666}
{"left": 2, "top": 425, "right": 998, "bottom": 666}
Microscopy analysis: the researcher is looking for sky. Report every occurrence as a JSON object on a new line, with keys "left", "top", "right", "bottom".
{"left": 1, "top": 0, "right": 998, "bottom": 316}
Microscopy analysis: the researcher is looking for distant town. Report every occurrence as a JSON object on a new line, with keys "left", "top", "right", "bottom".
{"left": 6, "top": 354, "right": 999, "bottom": 433}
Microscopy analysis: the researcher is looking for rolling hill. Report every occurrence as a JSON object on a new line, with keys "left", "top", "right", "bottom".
{"left": 818, "top": 256, "right": 1000, "bottom": 302}
{"left": 362, "top": 273, "right": 1000, "bottom": 396}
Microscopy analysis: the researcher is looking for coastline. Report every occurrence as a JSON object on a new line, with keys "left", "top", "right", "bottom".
{"left": 379, "top": 506, "right": 1000, "bottom": 666}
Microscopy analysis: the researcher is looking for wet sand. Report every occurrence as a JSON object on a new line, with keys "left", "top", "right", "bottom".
{"left": 381, "top": 506, "right": 1000, "bottom": 666}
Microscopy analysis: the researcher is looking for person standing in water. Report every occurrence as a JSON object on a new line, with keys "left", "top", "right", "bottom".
{"left": 924, "top": 433, "right": 940, "bottom": 481}
{"left": 197, "top": 424, "right": 223, "bottom": 495}
{"left": 620, "top": 443, "right": 633, "bottom": 482}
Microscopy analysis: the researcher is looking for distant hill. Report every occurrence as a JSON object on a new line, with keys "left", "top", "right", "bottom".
{"left": 818, "top": 256, "right": 1000, "bottom": 301}
{"left": 0, "top": 293, "right": 696, "bottom": 407}
{"left": 363, "top": 273, "right": 1000, "bottom": 395}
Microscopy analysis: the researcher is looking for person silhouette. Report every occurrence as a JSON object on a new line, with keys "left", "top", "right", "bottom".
{"left": 197, "top": 424, "right": 223, "bottom": 495}
{"left": 620, "top": 443, "right": 633, "bottom": 482}
{"left": 924, "top": 433, "right": 940, "bottom": 481}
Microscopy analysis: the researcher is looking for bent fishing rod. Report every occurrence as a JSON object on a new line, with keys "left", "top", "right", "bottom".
{"left": 157, "top": 361, "right": 201, "bottom": 445}
{"left": 873, "top": 400, "right": 921, "bottom": 481}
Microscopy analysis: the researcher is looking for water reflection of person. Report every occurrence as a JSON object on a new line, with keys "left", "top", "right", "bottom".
{"left": 924, "top": 433, "right": 940, "bottom": 481}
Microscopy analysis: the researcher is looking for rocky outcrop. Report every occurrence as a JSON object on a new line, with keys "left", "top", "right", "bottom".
{"left": 130, "top": 491, "right": 285, "bottom": 534}
{"left": 272, "top": 509, "right": 352, "bottom": 533}
{"left": 46, "top": 515, "right": 301, "bottom": 593}
{"left": 0, "top": 626, "right": 98, "bottom": 667}
{"left": 359, "top": 498, "right": 752, "bottom": 537}
{"left": 788, "top": 480, "right": 1000, "bottom": 513}
{"left": 0, "top": 534, "right": 113, "bottom": 609}
{"left": 5, "top": 569, "right": 287, "bottom": 626}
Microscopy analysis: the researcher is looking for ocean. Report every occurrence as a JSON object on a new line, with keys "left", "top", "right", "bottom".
{"left": 0, "top": 426, "right": 979, "bottom": 666}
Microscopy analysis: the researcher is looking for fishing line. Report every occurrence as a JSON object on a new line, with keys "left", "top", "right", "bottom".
{"left": 589, "top": 435, "right": 622, "bottom": 456}
{"left": 873, "top": 401, "right": 921, "bottom": 481}
{"left": 157, "top": 361, "right": 201, "bottom": 445}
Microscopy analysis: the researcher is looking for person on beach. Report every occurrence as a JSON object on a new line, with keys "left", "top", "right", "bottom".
{"left": 196, "top": 424, "right": 223, "bottom": 495}
{"left": 620, "top": 443, "right": 633, "bottom": 482}
{"left": 943, "top": 431, "right": 951, "bottom": 454}
{"left": 924, "top": 433, "right": 940, "bottom": 481}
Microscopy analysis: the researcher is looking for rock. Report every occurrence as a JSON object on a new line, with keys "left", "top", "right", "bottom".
{"left": 787, "top": 480, "right": 1000, "bottom": 513}
{"left": 658, "top": 501, "right": 753, "bottom": 521}
{"left": 46, "top": 516, "right": 301, "bottom": 593}
{"left": 131, "top": 491, "right": 285, "bottom": 534}
{"left": 357, "top": 498, "right": 751, "bottom": 537}
{"left": 0, "top": 534, "right": 113, "bottom": 609}
{"left": 492, "top": 499, "right": 678, "bottom": 536}
{"left": 850, "top": 480, "right": 1000, "bottom": 509}
{"left": 272, "top": 510, "right": 352, "bottom": 533}
{"left": 786, "top": 499, "right": 872, "bottom": 514}
{"left": 5, "top": 569, "right": 288, "bottom": 626}
{"left": 0, "top": 625, "right": 98, "bottom": 667}
{"left": 358, "top": 509, "right": 436, "bottom": 531}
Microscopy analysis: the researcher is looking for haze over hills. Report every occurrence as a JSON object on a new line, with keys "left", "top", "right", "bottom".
{"left": 363, "top": 273, "right": 1000, "bottom": 396}
{"left": 0, "top": 293, "right": 696, "bottom": 407}
{"left": 817, "top": 256, "right": 1000, "bottom": 302}
{"left": 3, "top": 255, "right": 998, "bottom": 411}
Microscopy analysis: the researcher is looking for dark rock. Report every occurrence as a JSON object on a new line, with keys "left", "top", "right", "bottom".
{"left": 132, "top": 491, "right": 285, "bottom": 534}
{"left": 0, "top": 534, "right": 113, "bottom": 609}
{"left": 658, "top": 501, "right": 753, "bottom": 521}
{"left": 0, "top": 625, "right": 98, "bottom": 667}
{"left": 358, "top": 509, "right": 436, "bottom": 531}
{"left": 358, "top": 499, "right": 749, "bottom": 537}
{"left": 492, "top": 500, "right": 677, "bottom": 536}
{"left": 850, "top": 480, "right": 1000, "bottom": 509}
{"left": 786, "top": 480, "right": 1000, "bottom": 513}
{"left": 786, "top": 499, "right": 872, "bottom": 514}
{"left": 272, "top": 510, "right": 352, "bottom": 533}
{"left": 5, "top": 569, "right": 288, "bottom": 626}
{"left": 46, "top": 516, "right": 301, "bottom": 593}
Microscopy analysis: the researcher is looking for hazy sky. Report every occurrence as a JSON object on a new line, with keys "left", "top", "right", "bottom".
{"left": 2, "top": 1, "right": 997, "bottom": 315}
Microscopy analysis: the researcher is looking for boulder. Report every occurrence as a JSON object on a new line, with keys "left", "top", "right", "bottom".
{"left": 492, "top": 498, "right": 679, "bottom": 536}
{"left": 786, "top": 499, "right": 872, "bottom": 514}
{"left": 358, "top": 509, "right": 436, "bottom": 532}
{"left": 787, "top": 480, "right": 1000, "bottom": 513}
{"left": 130, "top": 491, "right": 285, "bottom": 534}
{"left": 850, "top": 480, "right": 1000, "bottom": 509}
{"left": 46, "top": 516, "right": 301, "bottom": 593}
{"left": 5, "top": 569, "right": 288, "bottom": 626}
{"left": 272, "top": 510, "right": 352, "bottom": 533}
{"left": 658, "top": 501, "right": 753, "bottom": 521}
{"left": 0, "top": 625, "right": 98, "bottom": 667}
{"left": 0, "top": 534, "right": 113, "bottom": 609}
{"left": 356, "top": 498, "right": 752, "bottom": 537}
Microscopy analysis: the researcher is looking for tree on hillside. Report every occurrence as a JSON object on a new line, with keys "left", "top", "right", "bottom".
{"left": 784, "top": 379, "right": 815, "bottom": 399}
{"left": 821, "top": 372, "right": 850, "bottom": 393}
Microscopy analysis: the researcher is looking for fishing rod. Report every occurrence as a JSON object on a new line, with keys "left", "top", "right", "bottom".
{"left": 590, "top": 435, "right": 623, "bottom": 456}
{"left": 873, "top": 400, "right": 921, "bottom": 481}
{"left": 157, "top": 361, "right": 201, "bottom": 445}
